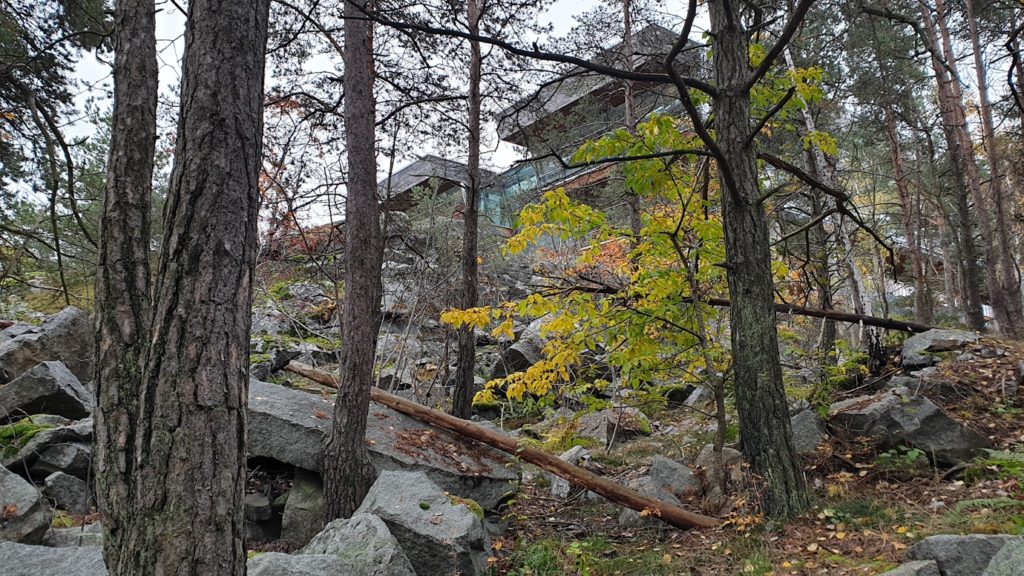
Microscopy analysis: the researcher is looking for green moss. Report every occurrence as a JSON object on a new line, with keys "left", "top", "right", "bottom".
{"left": 268, "top": 281, "right": 292, "bottom": 300}
{"left": 448, "top": 495, "right": 484, "bottom": 519}
{"left": 0, "top": 420, "right": 52, "bottom": 458}
{"left": 51, "top": 511, "right": 75, "bottom": 528}
{"left": 418, "top": 502, "right": 430, "bottom": 511}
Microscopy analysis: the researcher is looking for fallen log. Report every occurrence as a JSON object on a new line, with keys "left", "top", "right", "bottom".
{"left": 698, "top": 296, "right": 936, "bottom": 333}
{"left": 283, "top": 360, "right": 720, "bottom": 530}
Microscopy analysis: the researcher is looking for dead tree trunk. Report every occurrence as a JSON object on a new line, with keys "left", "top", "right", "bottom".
{"left": 708, "top": 0, "right": 808, "bottom": 519}
{"left": 453, "top": 0, "right": 483, "bottom": 419}
{"left": 115, "top": 0, "right": 271, "bottom": 573}
{"left": 93, "top": 0, "right": 157, "bottom": 568}
{"left": 286, "top": 361, "right": 720, "bottom": 531}
{"left": 323, "top": 0, "right": 385, "bottom": 519}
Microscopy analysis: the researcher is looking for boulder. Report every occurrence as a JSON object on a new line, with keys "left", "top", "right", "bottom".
{"left": 301, "top": 513, "right": 415, "bottom": 576}
{"left": 355, "top": 470, "right": 491, "bottom": 576}
{"left": 0, "top": 323, "right": 40, "bottom": 345}
{"left": 829, "top": 392, "right": 989, "bottom": 465}
{"left": 617, "top": 476, "right": 682, "bottom": 528}
{"left": 0, "top": 466, "right": 48, "bottom": 543}
{"left": 574, "top": 407, "right": 651, "bottom": 446}
{"left": 248, "top": 552, "right": 348, "bottom": 576}
{"left": 245, "top": 492, "right": 281, "bottom": 543}
{"left": 43, "top": 524, "right": 103, "bottom": 547}
{"left": 489, "top": 318, "right": 546, "bottom": 380}
{"left": 982, "top": 537, "right": 1024, "bottom": 575}
{"left": 907, "top": 534, "right": 1016, "bottom": 576}
{"left": 3, "top": 418, "right": 93, "bottom": 471}
{"left": 0, "top": 361, "right": 93, "bottom": 421}
{"left": 550, "top": 446, "right": 590, "bottom": 499}
{"left": 247, "top": 380, "right": 517, "bottom": 509}
{"left": 281, "top": 468, "right": 325, "bottom": 546}
{"left": 877, "top": 560, "right": 941, "bottom": 576}
{"left": 902, "top": 329, "right": 978, "bottom": 369}
{"left": 648, "top": 456, "right": 700, "bottom": 498}
{"left": 0, "top": 307, "right": 93, "bottom": 384}
{"left": 695, "top": 444, "right": 743, "bottom": 485}
{"left": 31, "top": 442, "right": 92, "bottom": 479}
{"left": 790, "top": 410, "right": 827, "bottom": 454}
{"left": 0, "top": 542, "right": 106, "bottom": 576}
{"left": 42, "top": 471, "right": 91, "bottom": 515}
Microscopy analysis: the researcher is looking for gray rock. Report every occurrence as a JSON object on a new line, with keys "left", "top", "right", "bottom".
{"left": 31, "top": 442, "right": 91, "bottom": 479}
{"left": 684, "top": 385, "right": 713, "bottom": 407}
{"left": 0, "top": 542, "right": 106, "bottom": 576}
{"left": 247, "top": 380, "right": 517, "bottom": 509}
{"left": 695, "top": 444, "right": 743, "bottom": 484}
{"left": 829, "top": 392, "right": 990, "bottom": 465}
{"left": 43, "top": 524, "right": 103, "bottom": 547}
{"left": 617, "top": 476, "right": 681, "bottom": 528}
{"left": 246, "top": 493, "right": 274, "bottom": 522}
{"left": 43, "top": 471, "right": 91, "bottom": 515}
{"left": 981, "top": 537, "right": 1024, "bottom": 575}
{"left": 0, "top": 466, "right": 48, "bottom": 543}
{"left": 355, "top": 470, "right": 491, "bottom": 576}
{"left": 281, "top": 468, "right": 325, "bottom": 546}
{"left": 902, "top": 329, "right": 978, "bottom": 369}
{"left": 907, "top": 534, "right": 1016, "bottom": 576}
{"left": 550, "top": 446, "right": 590, "bottom": 499}
{"left": 0, "top": 361, "right": 93, "bottom": 421}
{"left": 648, "top": 456, "right": 700, "bottom": 497}
{"left": 3, "top": 418, "right": 93, "bottom": 470}
{"left": 301, "top": 513, "right": 415, "bottom": 576}
{"left": 574, "top": 407, "right": 651, "bottom": 446}
{"left": 0, "top": 323, "right": 40, "bottom": 345}
{"left": 489, "top": 318, "right": 546, "bottom": 380}
{"left": 790, "top": 410, "right": 827, "bottom": 454}
{"left": 248, "top": 552, "right": 347, "bottom": 576}
{"left": 0, "top": 307, "right": 93, "bottom": 384}
{"left": 877, "top": 560, "right": 941, "bottom": 576}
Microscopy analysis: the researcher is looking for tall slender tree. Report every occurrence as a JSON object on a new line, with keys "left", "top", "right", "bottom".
{"left": 93, "top": 0, "right": 157, "bottom": 568}
{"left": 323, "top": 0, "right": 385, "bottom": 519}
{"left": 452, "top": 0, "right": 484, "bottom": 419}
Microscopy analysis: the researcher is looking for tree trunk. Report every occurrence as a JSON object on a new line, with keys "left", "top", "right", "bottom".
{"left": 93, "top": 0, "right": 157, "bottom": 568}
{"left": 708, "top": 0, "right": 807, "bottom": 519}
{"left": 965, "top": 0, "right": 1024, "bottom": 339}
{"left": 883, "top": 106, "right": 932, "bottom": 324}
{"left": 114, "top": 0, "right": 271, "bottom": 573}
{"left": 919, "top": 2, "right": 986, "bottom": 331}
{"left": 323, "top": 0, "right": 384, "bottom": 519}
{"left": 622, "top": 0, "right": 643, "bottom": 247}
{"left": 452, "top": 0, "right": 483, "bottom": 419}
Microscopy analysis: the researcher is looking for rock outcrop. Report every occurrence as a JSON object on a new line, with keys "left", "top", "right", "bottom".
{"left": 0, "top": 307, "right": 93, "bottom": 384}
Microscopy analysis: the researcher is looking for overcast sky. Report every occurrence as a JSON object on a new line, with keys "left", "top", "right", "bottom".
{"left": 70, "top": 0, "right": 704, "bottom": 173}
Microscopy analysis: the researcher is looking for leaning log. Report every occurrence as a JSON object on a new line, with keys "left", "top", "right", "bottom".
{"left": 695, "top": 296, "right": 936, "bottom": 333}
{"left": 283, "top": 360, "right": 720, "bottom": 530}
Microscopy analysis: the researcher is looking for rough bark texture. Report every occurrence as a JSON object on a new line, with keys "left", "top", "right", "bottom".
{"left": 323, "top": 0, "right": 383, "bottom": 519}
{"left": 708, "top": 0, "right": 807, "bottom": 518}
{"left": 113, "top": 0, "right": 271, "bottom": 573}
{"left": 93, "top": 0, "right": 157, "bottom": 569}
{"left": 452, "top": 0, "right": 482, "bottom": 419}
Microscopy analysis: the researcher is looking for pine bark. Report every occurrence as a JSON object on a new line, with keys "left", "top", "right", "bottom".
{"left": 323, "top": 0, "right": 384, "bottom": 519}
{"left": 453, "top": 0, "right": 483, "bottom": 419}
{"left": 93, "top": 0, "right": 157, "bottom": 568}
{"left": 708, "top": 0, "right": 807, "bottom": 519}
{"left": 113, "top": 0, "right": 271, "bottom": 573}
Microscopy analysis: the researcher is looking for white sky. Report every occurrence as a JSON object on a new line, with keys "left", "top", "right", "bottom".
{"left": 70, "top": 0, "right": 704, "bottom": 173}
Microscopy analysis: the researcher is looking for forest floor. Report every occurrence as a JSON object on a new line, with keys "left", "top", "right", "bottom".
{"left": 487, "top": 338, "right": 1024, "bottom": 576}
